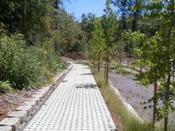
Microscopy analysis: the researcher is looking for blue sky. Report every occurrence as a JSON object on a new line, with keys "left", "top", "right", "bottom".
{"left": 63, "top": 0, "right": 106, "bottom": 21}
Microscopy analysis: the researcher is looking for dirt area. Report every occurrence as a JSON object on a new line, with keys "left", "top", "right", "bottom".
{"left": 109, "top": 70, "right": 175, "bottom": 125}
{"left": 0, "top": 90, "right": 35, "bottom": 121}
{"left": 0, "top": 68, "right": 64, "bottom": 122}
{"left": 106, "top": 99, "right": 124, "bottom": 131}
{"left": 109, "top": 70, "right": 154, "bottom": 122}
{"left": 98, "top": 81, "right": 124, "bottom": 131}
{"left": 64, "top": 52, "right": 87, "bottom": 60}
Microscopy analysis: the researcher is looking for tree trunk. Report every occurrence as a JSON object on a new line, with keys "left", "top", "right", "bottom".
{"left": 127, "top": 56, "right": 130, "bottom": 67}
{"left": 132, "top": 12, "right": 137, "bottom": 32}
{"left": 131, "top": 0, "right": 139, "bottom": 32}
{"left": 122, "top": 12, "right": 126, "bottom": 30}
{"left": 23, "top": 0, "right": 27, "bottom": 34}
{"left": 104, "top": 61, "right": 107, "bottom": 80}
{"left": 140, "top": 66, "right": 142, "bottom": 74}
{"left": 164, "top": 73, "right": 171, "bottom": 131}
{"left": 97, "top": 60, "right": 100, "bottom": 72}
{"left": 153, "top": 81, "right": 157, "bottom": 124}
{"left": 55, "top": 0, "right": 58, "bottom": 9}
{"left": 106, "top": 60, "right": 109, "bottom": 83}
{"left": 164, "top": 116, "right": 168, "bottom": 131}
{"left": 119, "top": 53, "right": 122, "bottom": 64}
{"left": 173, "top": 71, "right": 175, "bottom": 84}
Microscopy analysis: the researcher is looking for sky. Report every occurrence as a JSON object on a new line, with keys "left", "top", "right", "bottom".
{"left": 63, "top": 0, "right": 106, "bottom": 21}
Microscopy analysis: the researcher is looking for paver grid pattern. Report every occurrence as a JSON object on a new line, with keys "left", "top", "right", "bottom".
{"left": 23, "top": 64, "right": 116, "bottom": 131}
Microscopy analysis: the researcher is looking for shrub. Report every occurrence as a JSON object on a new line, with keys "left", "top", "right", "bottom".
{"left": 0, "top": 81, "right": 13, "bottom": 93}
{"left": 0, "top": 34, "right": 41, "bottom": 89}
{"left": 0, "top": 34, "right": 63, "bottom": 90}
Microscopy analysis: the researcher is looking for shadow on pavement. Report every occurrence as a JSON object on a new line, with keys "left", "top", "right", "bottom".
{"left": 75, "top": 83, "right": 97, "bottom": 89}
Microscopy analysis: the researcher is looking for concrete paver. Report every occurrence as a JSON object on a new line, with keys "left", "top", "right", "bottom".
{"left": 23, "top": 64, "right": 116, "bottom": 131}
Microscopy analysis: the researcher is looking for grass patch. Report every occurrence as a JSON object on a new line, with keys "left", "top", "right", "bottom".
{"left": 0, "top": 81, "right": 15, "bottom": 93}
{"left": 93, "top": 70, "right": 159, "bottom": 131}
{"left": 109, "top": 61, "right": 139, "bottom": 76}
{"left": 115, "top": 64, "right": 132, "bottom": 75}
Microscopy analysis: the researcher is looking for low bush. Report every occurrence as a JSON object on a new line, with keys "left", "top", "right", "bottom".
{"left": 0, "top": 81, "right": 14, "bottom": 93}
{"left": 0, "top": 34, "right": 64, "bottom": 90}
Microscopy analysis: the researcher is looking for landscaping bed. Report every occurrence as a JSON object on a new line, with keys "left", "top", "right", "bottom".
{"left": 93, "top": 70, "right": 154, "bottom": 131}
{"left": 0, "top": 90, "right": 35, "bottom": 121}
{"left": 109, "top": 70, "right": 153, "bottom": 122}
{"left": 109, "top": 69, "right": 175, "bottom": 130}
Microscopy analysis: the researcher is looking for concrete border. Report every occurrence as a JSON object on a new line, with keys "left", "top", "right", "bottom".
{"left": 109, "top": 80, "right": 144, "bottom": 123}
{"left": 0, "top": 65, "right": 73, "bottom": 131}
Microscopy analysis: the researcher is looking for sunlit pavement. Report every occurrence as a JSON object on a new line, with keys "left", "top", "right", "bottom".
{"left": 23, "top": 63, "right": 116, "bottom": 131}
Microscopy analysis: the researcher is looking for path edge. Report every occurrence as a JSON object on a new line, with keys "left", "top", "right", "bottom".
{"left": 0, "top": 64, "right": 73, "bottom": 131}
{"left": 109, "top": 80, "right": 144, "bottom": 123}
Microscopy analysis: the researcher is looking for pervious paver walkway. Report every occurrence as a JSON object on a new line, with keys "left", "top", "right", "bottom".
{"left": 23, "top": 63, "right": 116, "bottom": 131}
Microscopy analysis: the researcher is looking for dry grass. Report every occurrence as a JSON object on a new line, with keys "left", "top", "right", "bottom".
{"left": 93, "top": 70, "right": 159, "bottom": 131}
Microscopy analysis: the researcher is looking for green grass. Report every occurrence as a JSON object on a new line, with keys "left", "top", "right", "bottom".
{"left": 0, "top": 81, "right": 15, "bottom": 93}
{"left": 93, "top": 70, "right": 159, "bottom": 131}
{"left": 110, "top": 62, "right": 136, "bottom": 76}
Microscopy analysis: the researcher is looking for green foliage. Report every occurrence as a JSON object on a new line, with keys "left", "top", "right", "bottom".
{"left": 0, "top": 34, "right": 63, "bottom": 90}
{"left": 0, "top": 0, "right": 84, "bottom": 90}
{"left": 0, "top": 0, "right": 85, "bottom": 54}
{"left": 0, "top": 81, "right": 14, "bottom": 93}
{"left": 54, "top": 13, "right": 86, "bottom": 54}
{"left": 0, "top": 34, "right": 38, "bottom": 89}
{"left": 0, "top": 0, "right": 59, "bottom": 42}
{"left": 127, "top": 1, "right": 175, "bottom": 129}
{"left": 81, "top": 13, "right": 95, "bottom": 42}
{"left": 125, "top": 31, "right": 146, "bottom": 69}
{"left": 102, "top": 3, "right": 118, "bottom": 60}
{"left": 89, "top": 19, "right": 106, "bottom": 67}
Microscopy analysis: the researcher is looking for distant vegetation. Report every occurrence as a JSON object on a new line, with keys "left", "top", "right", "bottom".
{"left": 0, "top": 0, "right": 85, "bottom": 90}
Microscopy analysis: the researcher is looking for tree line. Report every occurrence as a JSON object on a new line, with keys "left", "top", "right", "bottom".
{"left": 0, "top": 0, "right": 85, "bottom": 91}
{"left": 85, "top": 0, "right": 175, "bottom": 130}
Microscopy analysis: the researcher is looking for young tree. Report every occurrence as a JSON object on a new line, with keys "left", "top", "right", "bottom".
{"left": 89, "top": 19, "right": 106, "bottom": 72}
{"left": 153, "top": 1, "right": 175, "bottom": 130}
{"left": 131, "top": 32, "right": 161, "bottom": 125}
{"left": 102, "top": 0, "right": 118, "bottom": 83}
{"left": 131, "top": 1, "right": 175, "bottom": 130}
{"left": 129, "top": 31, "right": 146, "bottom": 73}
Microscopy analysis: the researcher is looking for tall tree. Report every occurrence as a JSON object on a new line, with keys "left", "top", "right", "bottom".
{"left": 131, "top": 0, "right": 143, "bottom": 31}
{"left": 81, "top": 13, "right": 95, "bottom": 43}
{"left": 128, "top": 32, "right": 160, "bottom": 125}
{"left": 111, "top": 0, "right": 132, "bottom": 30}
